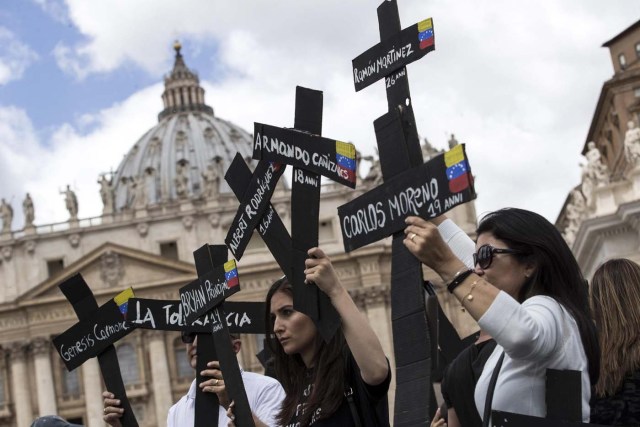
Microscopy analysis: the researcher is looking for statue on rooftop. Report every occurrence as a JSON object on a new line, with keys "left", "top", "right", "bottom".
{"left": 62, "top": 185, "right": 78, "bottom": 221}
{"left": 0, "top": 198, "right": 13, "bottom": 233}
{"left": 175, "top": 162, "right": 190, "bottom": 199}
{"left": 201, "top": 157, "right": 223, "bottom": 199}
{"left": 98, "top": 175, "right": 114, "bottom": 213}
{"left": 581, "top": 141, "right": 609, "bottom": 204}
{"left": 23, "top": 193, "right": 34, "bottom": 228}
{"left": 562, "top": 188, "right": 586, "bottom": 246}
{"left": 624, "top": 120, "right": 640, "bottom": 167}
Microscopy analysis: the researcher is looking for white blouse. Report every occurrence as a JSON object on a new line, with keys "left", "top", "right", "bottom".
{"left": 437, "top": 219, "right": 591, "bottom": 422}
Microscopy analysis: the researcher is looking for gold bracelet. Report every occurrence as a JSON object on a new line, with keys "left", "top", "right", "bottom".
{"left": 460, "top": 279, "right": 481, "bottom": 312}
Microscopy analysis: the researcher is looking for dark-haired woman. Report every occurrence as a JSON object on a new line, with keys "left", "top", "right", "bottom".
{"left": 590, "top": 258, "right": 640, "bottom": 425}
{"left": 228, "top": 246, "right": 391, "bottom": 426}
{"left": 404, "top": 208, "right": 599, "bottom": 423}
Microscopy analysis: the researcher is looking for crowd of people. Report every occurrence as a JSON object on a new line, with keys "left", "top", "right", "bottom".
{"left": 32, "top": 208, "right": 640, "bottom": 426}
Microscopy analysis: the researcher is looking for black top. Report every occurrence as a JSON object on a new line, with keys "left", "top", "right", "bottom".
{"left": 285, "top": 352, "right": 391, "bottom": 427}
{"left": 441, "top": 339, "right": 497, "bottom": 427}
{"left": 591, "top": 369, "right": 640, "bottom": 426}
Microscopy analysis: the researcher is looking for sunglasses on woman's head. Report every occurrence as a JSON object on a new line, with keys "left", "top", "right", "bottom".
{"left": 473, "top": 244, "right": 523, "bottom": 269}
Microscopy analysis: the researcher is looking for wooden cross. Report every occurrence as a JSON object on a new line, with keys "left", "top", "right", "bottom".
{"left": 127, "top": 298, "right": 265, "bottom": 336}
{"left": 347, "top": 2, "right": 441, "bottom": 425}
{"left": 53, "top": 274, "right": 138, "bottom": 427}
{"left": 179, "top": 243, "right": 255, "bottom": 427}
{"left": 337, "top": 143, "right": 475, "bottom": 252}
{"left": 225, "top": 86, "right": 356, "bottom": 341}
{"left": 126, "top": 295, "right": 273, "bottom": 373}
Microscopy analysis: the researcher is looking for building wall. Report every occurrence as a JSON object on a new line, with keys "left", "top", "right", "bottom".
{"left": 0, "top": 174, "right": 478, "bottom": 426}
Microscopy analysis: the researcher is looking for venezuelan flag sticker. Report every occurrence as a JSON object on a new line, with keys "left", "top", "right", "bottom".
{"left": 224, "top": 260, "right": 240, "bottom": 288}
{"left": 114, "top": 288, "right": 135, "bottom": 318}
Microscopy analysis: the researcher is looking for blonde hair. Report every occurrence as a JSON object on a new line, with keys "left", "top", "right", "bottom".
{"left": 591, "top": 258, "right": 640, "bottom": 396}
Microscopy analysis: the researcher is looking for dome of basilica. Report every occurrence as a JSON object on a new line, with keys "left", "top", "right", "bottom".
{"left": 105, "top": 42, "right": 255, "bottom": 212}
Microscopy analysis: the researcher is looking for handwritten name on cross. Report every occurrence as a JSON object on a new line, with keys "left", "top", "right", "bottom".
{"left": 224, "top": 161, "right": 285, "bottom": 260}
{"left": 338, "top": 143, "right": 475, "bottom": 251}
{"left": 225, "top": 86, "right": 352, "bottom": 341}
{"left": 127, "top": 299, "right": 265, "bottom": 335}
{"left": 180, "top": 244, "right": 255, "bottom": 427}
{"left": 225, "top": 153, "right": 293, "bottom": 279}
{"left": 349, "top": 1, "right": 440, "bottom": 425}
{"left": 53, "top": 274, "right": 138, "bottom": 427}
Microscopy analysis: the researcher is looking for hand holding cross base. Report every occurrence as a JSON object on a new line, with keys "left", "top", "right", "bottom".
{"left": 54, "top": 274, "right": 138, "bottom": 427}
{"left": 200, "top": 361, "right": 231, "bottom": 410}
{"left": 184, "top": 244, "right": 255, "bottom": 427}
{"left": 103, "top": 391, "right": 124, "bottom": 427}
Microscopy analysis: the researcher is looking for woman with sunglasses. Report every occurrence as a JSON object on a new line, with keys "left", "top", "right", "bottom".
{"left": 404, "top": 208, "right": 599, "bottom": 424}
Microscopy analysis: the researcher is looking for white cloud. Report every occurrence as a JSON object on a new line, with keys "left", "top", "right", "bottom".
{"left": 10, "top": 0, "right": 640, "bottom": 226}
{"left": 0, "top": 27, "right": 39, "bottom": 85}
{"left": 32, "top": 0, "right": 70, "bottom": 24}
{"left": 0, "top": 86, "right": 161, "bottom": 229}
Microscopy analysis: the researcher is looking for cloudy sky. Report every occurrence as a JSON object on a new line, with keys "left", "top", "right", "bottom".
{"left": 1, "top": 0, "right": 639, "bottom": 230}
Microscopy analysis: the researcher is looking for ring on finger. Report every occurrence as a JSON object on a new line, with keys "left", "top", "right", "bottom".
{"left": 214, "top": 378, "right": 219, "bottom": 386}
{"left": 104, "top": 408, "right": 108, "bottom": 414}
{"left": 410, "top": 233, "right": 417, "bottom": 242}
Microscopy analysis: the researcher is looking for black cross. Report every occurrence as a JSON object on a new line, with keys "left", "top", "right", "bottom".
{"left": 225, "top": 86, "right": 356, "bottom": 341}
{"left": 337, "top": 141, "right": 475, "bottom": 252}
{"left": 179, "top": 244, "right": 255, "bottom": 427}
{"left": 126, "top": 296, "right": 273, "bottom": 374}
{"left": 347, "top": 2, "right": 439, "bottom": 425}
{"left": 127, "top": 298, "right": 265, "bottom": 335}
{"left": 53, "top": 274, "right": 138, "bottom": 427}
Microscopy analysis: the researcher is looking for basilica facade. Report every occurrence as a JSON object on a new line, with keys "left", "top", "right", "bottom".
{"left": 0, "top": 44, "right": 477, "bottom": 427}
{"left": 557, "top": 19, "right": 640, "bottom": 277}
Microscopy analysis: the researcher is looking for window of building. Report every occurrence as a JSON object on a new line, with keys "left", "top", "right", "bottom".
{"left": 619, "top": 53, "right": 627, "bottom": 70}
{"left": 319, "top": 220, "right": 334, "bottom": 242}
{"left": 160, "top": 241, "right": 179, "bottom": 260}
{"left": 62, "top": 367, "right": 80, "bottom": 397}
{"left": 636, "top": 42, "right": 640, "bottom": 59}
{"left": 174, "top": 339, "right": 192, "bottom": 379}
{"left": 47, "top": 259, "right": 65, "bottom": 278}
{"left": 116, "top": 343, "right": 140, "bottom": 386}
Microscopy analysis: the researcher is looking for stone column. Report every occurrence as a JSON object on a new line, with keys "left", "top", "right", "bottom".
{"left": 147, "top": 331, "right": 172, "bottom": 427}
{"left": 8, "top": 342, "right": 33, "bottom": 427}
{"left": 32, "top": 337, "right": 57, "bottom": 416}
{"left": 354, "top": 286, "right": 394, "bottom": 367}
{"left": 82, "top": 358, "right": 104, "bottom": 427}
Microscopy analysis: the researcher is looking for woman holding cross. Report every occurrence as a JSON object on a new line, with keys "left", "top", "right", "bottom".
{"left": 405, "top": 208, "right": 599, "bottom": 424}
{"left": 227, "top": 247, "right": 391, "bottom": 426}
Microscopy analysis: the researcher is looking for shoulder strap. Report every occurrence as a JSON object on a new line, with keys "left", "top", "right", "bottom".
{"left": 482, "top": 351, "right": 505, "bottom": 427}
{"left": 342, "top": 347, "right": 364, "bottom": 427}
{"left": 345, "top": 386, "right": 363, "bottom": 427}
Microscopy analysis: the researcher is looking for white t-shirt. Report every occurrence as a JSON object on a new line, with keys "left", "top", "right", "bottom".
{"left": 167, "top": 369, "right": 285, "bottom": 427}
